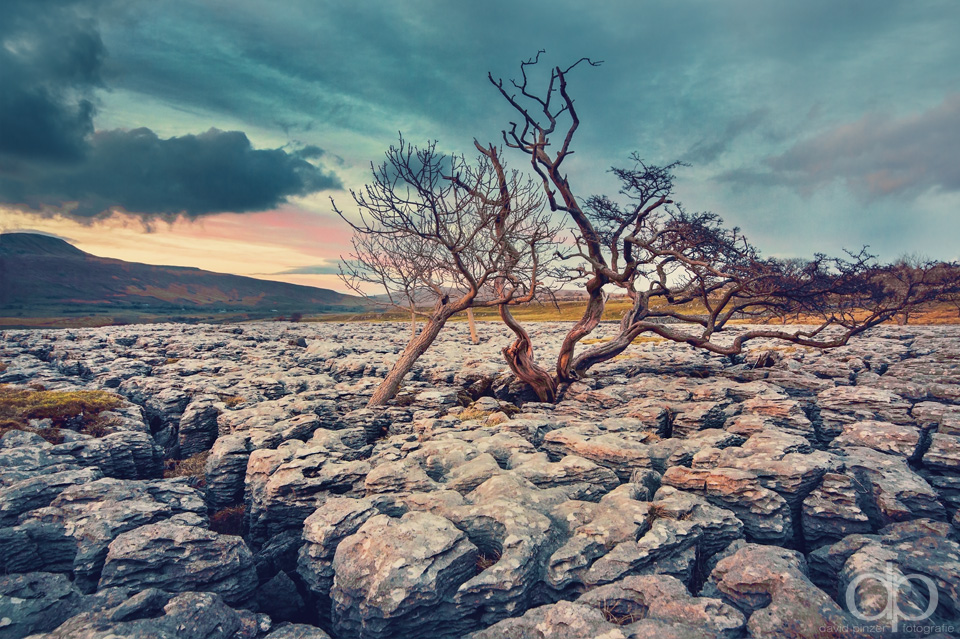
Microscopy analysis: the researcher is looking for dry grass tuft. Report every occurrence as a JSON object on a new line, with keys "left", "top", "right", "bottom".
{"left": 0, "top": 422, "right": 66, "bottom": 444}
{"left": 164, "top": 451, "right": 210, "bottom": 487}
{"left": 220, "top": 395, "right": 245, "bottom": 408}
{"left": 648, "top": 502, "right": 671, "bottom": 520}
{"left": 210, "top": 505, "right": 245, "bottom": 537}
{"left": 475, "top": 548, "right": 501, "bottom": 573}
{"left": 458, "top": 407, "right": 493, "bottom": 422}
{"left": 597, "top": 599, "right": 645, "bottom": 625}
{"left": 80, "top": 417, "right": 114, "bottom": 438}
{"left": 163, "top": 357, "right": 181, "bottom": 365}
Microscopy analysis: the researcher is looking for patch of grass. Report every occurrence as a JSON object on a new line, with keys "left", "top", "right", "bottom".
{"left": 164, "top": 451, "right": 210, "bottom": 487}
{"left": 318, "top": 298, "right": 960, "bottom": 327}
{"left": 163, "top": 357, "right": 181, "bottom": 365}
{"left": 475, "top": 547, "right": 501, "bottom": 573}
{"left": 458, "top": 407, "right": 493, "bottom": 422}
{"left": 209, "top": 505, "right": 245, "bottom": 537}
{"left": 597, "top": 599, "right": 645, "bottom": 625}
{"left": 0, "top": 384, "right": 124, "bottom": 431}
{"left": 80, "top": 417, "right": 114, "bottom": 437}
{"left": 0, "top": 422, "right": 66, "bottom": 445}
{"left": 219, "top": 394, "right": 245, "bottom": 408}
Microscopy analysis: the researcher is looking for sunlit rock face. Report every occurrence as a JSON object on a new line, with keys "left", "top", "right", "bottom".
{"left": 1, "top": 321, "right": 959, "bottom": 638}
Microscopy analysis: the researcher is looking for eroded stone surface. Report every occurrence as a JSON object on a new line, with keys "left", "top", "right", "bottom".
{"left": 2, "top": 322, "right": 959, "bottom": 638}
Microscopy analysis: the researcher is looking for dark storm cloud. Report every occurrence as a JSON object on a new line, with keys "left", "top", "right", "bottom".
{"left": 0, "top": 0, "right": 342, "bottom": 219}
{"left": 721, "top": 95, "right": 960, "bottom": 200}
{"left": 1, "top": 128, "right": 341, "bottom": 218}
{"left": 0, "top": 0, "right": 105, "bottom": 162}
{"left": 4, "top": 0, "right": 960, "bottom": 258}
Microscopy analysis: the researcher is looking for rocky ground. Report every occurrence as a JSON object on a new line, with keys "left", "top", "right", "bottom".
{"left": 1, "top": 320, "right": 960, "bottom": 638}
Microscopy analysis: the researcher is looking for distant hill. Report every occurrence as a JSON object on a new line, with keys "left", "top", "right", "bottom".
{"left": 0, "top": 233, "right": 369, "bottom": 326}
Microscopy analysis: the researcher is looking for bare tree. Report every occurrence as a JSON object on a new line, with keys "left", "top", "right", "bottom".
{"left": 336, "top": 137, "right": 559, "bottom": 406}
{"left": 489, "top": 53, "right": 960, "bottom": 400}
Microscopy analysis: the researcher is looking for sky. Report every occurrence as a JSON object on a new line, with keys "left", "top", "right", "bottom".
{"left": 1, "top": 0, "right": 958, "bottom": 293}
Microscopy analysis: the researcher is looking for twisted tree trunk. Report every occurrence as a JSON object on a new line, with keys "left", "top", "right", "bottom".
{"left": 570, "top": 293, "right": 649, "bottom": 377}
{"left": 556, "top": 277, "right": 607, "bottom": 383}
{"left": 499, "top": 303, "right": 557, "bottom": 402}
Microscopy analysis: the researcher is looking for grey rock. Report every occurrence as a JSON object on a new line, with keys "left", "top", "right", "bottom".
{"left": 247, "top": 440, "right": 370, "bottom": 544}
{"left": 98, "top": 523, "right": 258, "bottom": 606}
{"left": 844, "top": 446, "right": 946, "bottom": 526}
{"left": 0, "top": 572, "right": 82, "bottom": 639}
{"left": 49, "top": 431, "right": 163, "bottom": 479}
{"left": 0, "top": 430, "right": 50, "bottom": 449}
{"left": 662, "top": 465, "right": 791, "bottom": 543}
{"left": 924, "top": 433, "right": 960, "bottom": 472}
{"left": 546, "top": 497, "right": 651, "bottom": 590}
{"left": 205, "top": 434, "right": 252, "bottom": 511}
{"left": 445, "top": 496, "right": 556, "bottom": 624}
{"left": 739, "top": 395, "right": 814, "bottom": 439}
{"left": 178, "top": 396, "right": 222, "bottom": 458}
{"left": 541, "top": 426, "right": 654, "bottom": 481}
{"left": 703, "top": 542, "right": 861, "bottom": 638}
{"left": 0, "top": 467, "right": 102, "bottom": 527}
{"left": 576, "top": 574, "right": 746, "bottom": 638}
{"left": 464, "top": 600, "right": 621, "bottom": 639}
{"left": 817, "top": 386, "right": 913, "bottom": 439}
{"left": 0, "top": 519, "right": 75, "bottom": 574}
{"left": 17, "top": 477, "right": 207, "bottom": 591}
{"left": 511, "top": 453, "right": 620, "bottom": 501}
{"left": 254, "top": 571, "right": 303, "bottom": 622}
{"left": 36, "top": 591, "right": 267, "bottom": 639}
{"left": 831, "top": 419, "right": 922, "bottom": 459}
{"left": 297, "top": 497, "right": 379, "bottom": 613}
{"left": 802, "top": 472, "right": 872, "bottom": 547}
{"left": 331, "top": 511, "right": 479, "bottom": 639}
{"left": 265, "top": 624, "right": 332, "bottom": 639}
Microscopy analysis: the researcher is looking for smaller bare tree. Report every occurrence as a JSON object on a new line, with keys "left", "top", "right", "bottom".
{"left": 336, "top": 138, "right": 560, "bottom": 406}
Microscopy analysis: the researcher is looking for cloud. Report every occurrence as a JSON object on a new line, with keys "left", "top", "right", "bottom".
{"left": 0, "top": 0, "right": 105, "bottom": 162}
{"left": 683, "top": 109, "right": 768, "bottom": 164}
{"left": 277, "top": 261, "right": 351, "bottom": 275}
{"left": 721, "top": 95, "right": 960, "bottom": 200}
{"left": 294, "top": 145, "right": 326, "bottom": 159}
{"left": 1, "top": 127, "right": 342, "bottom": 218}
{"left": 0, "top": 0, "right": 342, "bottom": 219}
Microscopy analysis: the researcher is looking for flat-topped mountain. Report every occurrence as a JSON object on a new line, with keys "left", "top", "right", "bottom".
{"left": 0, "top": 232, "right": 366, "bottom": 324}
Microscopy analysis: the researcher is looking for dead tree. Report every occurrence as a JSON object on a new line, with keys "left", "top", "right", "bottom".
{"left": 336, "top": 138, "right": 559, "bottom": 406}
{"left": 490, "top": 53, "right": 960, "bottom": 398}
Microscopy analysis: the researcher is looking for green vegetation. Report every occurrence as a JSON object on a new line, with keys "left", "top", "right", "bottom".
{"left": 0, "top": 384, "right": 124, "bottom": 443}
